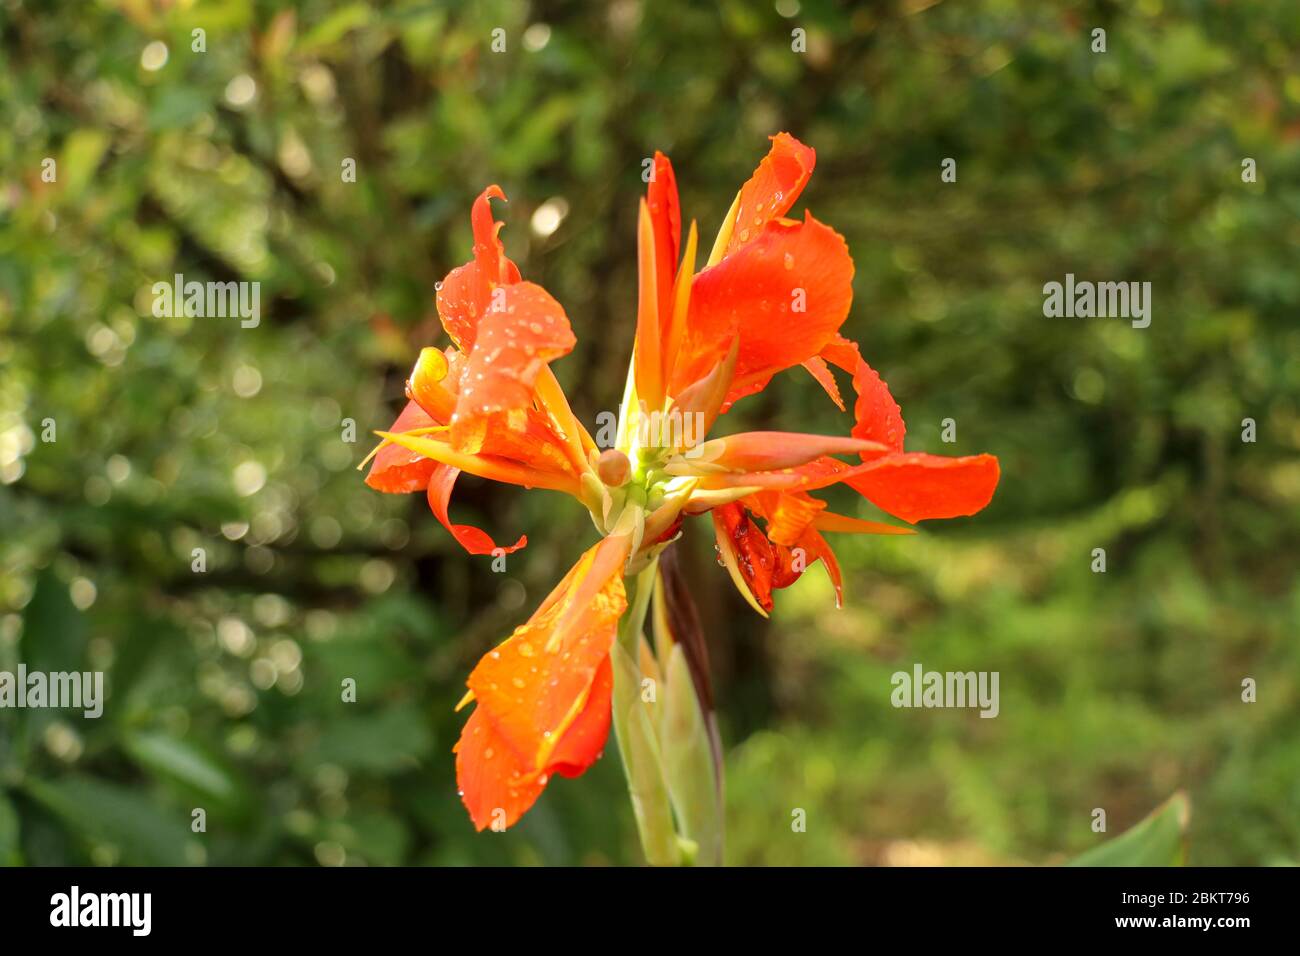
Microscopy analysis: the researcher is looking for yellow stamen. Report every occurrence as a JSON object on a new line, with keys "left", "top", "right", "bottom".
{"left": 375, "top": 430, "right": 580, "bottom": 495}
{"left": 356, "top": 425, "right": 449, "bottom": 471}
{"left": 535, "top": 366, "right": 594, "bottom": 475}
{"left": 705, "top": 189, "right": 742, "bottom": 269}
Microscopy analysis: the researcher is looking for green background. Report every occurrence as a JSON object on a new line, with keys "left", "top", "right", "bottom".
{"left": 1, "top": 0, "right": 1297, "bottom": 866}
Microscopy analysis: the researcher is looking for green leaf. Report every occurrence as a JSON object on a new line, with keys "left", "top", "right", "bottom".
{"left": 304, "top": 705, "right": 433, "bottom": 774}
{"left": 0, "top": 791, "right": 22, "bottom": 866}
{"left": 21, "top": 569, "right": 87, "bottom": 676}
{"left": 147, "top": 87, "right": 211, "bottom": 131}
{"left": 611, "top": 639, "right": 680, "bottom": 866}
{"left": 1069, "top": 792, "right": 1191, "bottom": 867}
{"left": 297, "top": 3, "right": 373, "bottom": 54}
{"left": 58, "top": 130, "right": 111, "bottom": 200}
{"left": 660, "top": 642, "right": 723, "bottom": 866}
{"left": 123, "top": 731, "right": 248, "bottom": 816}
{"left": 22, "top": 775, "right": 193, "bottom": 866}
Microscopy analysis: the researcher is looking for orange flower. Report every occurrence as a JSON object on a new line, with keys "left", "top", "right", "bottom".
{"left": 363, "top": 133, "right": 1000, "bottom": 833}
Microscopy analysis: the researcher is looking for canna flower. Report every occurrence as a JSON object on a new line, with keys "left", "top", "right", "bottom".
{"left": 363, "top": 133, "right": 999, "bottom": 859}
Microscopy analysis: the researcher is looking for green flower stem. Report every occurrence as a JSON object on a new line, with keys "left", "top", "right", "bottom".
{"left": 610, "top": 559, "right": 683, "bottom": 866}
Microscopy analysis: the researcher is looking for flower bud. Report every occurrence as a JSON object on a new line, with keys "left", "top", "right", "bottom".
{"left": 597, "top": 448, "right": 631, "bottom": 487}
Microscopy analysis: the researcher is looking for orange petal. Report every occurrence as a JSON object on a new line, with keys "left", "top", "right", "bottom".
{"left": 646, "top": 152, "right": 681, "bottom": 330}
{"left": 426, "top": 466, "right": 527, "bottom": 556}
{"left": 453, "top": 281, "right": 576, "bottom": 423}
{"left": 407, "top": 347, "right": 456, "bottom": 422}
{"left": 364, "top": 400, "right": 437, "bottom": 493}
{"left": 821, "top": 336, "right": 905, "bottom": 453}
{"left": 376, "top": 429, "right": 580, "bottom": 495}
{"left": 547, "top": 656, "right": 613, "bottom": 778}
{"left": 454, "top": 705, "right": 546, "bottom": 831}
{"left": 811, "top": 510, "right": 916, "bottom": 536}
{"left": 711, "top": 504, "right": 772, "bottom": 616}
{"left": 722, "top": 132, "right": 817, "bottom": 259}
{"left": 661, "top": 220, "right": 698, "bottom": 385}
{"left": 436, "top": 185, "right": 523, "bottom": 352}
{"left": 465, "top": 535, "right": 630, "bottom": 772}
{"left": 712, "top": 500, "right": 844, "bottom": 612}
{"left": 454, "top": 655, "right": 613, "bottom": 831}
{"left": 755, "top": 490, "right": 826, "bottom": 547}
{"left": 698, "top": 431, "right": 889, "bottom": 472}
{"left": 843, "top": 452, "right": 1001, "bottom": 524}
{"left": 674, "top": 213, "right": 854, "bottom": 402}
{"left": 670, "top": 334, "right": 736, "bottom": 443}
{"left": 802, "top": 528, "right": 844, "bottom": 607}
{"left": 633, "top": 199, "right": 665, "bottom": 409}
{"left": 802, "top": 355, "right": 845, "bottom": 411}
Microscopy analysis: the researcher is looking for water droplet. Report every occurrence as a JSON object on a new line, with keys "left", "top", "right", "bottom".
{"left": 737, "top": 228, "right": 750, "bottom": 243}
{"left": 484, "top": 747, "right": 495, "bottom": 759}
{"left": 512, "top": 677, "right": 526, "bottom": 689}
{"left": 783, "top": 253, "right": 794, "bottom": 270}
{"left": 518, "top": 641, "right": 535, "bottom": 657}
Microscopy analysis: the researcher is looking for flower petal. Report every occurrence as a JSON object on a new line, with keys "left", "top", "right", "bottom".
{"left": 674, "top": 213, "right": 854, "bottom": 403}
{"left": 375, "top": 428, "right": 580, "bottom": 494}
{"left": 454, "top": 654, "right": 613, "bottom": 831}
{"left": 711, "top": 503, "right": 773, "bottom": 615}
{"left": 546, "top": 656, "right": 613, "bottom": 778}
{"left": 696, "top": 431, "right": 888, "bottom": 473}
{"left": 647, "top": 151, "right": 681, "bottom": 326}
{"left": 802, "top": 355, "right": 845, "bottom": 411}
{"left": 407, "top": 347, "right": 457, "bottom": 422}
{"left": 453, "top": 281, "right": 576, "bottom": 423}
{"left": 454, "top": 705, "right": 546, "bottom": 831}
{"left": 722, "top": 132, "right": 817, "bottom": 259}
{"left": 633, "top": 199, "right": 665, "bottom": 409}
{"left": 436, "top": 185, "right": 523, "bottom": 352}
{"left": 364, "top": 400, "right": 437, "bottom": 493}
{"left": 753, "top": 490, "right": 826, "bottom": 547}
{"left": 426, "top": 465, "right": 527, "bottom": 556}
{"left": 843, "top": 452, "right": 1001, "bottom": 523}
{"left": 821, "top": 336, "right": 905, "bottom": 453}
{"left": 465, "top": 535, "right": 630, "bottom": 773}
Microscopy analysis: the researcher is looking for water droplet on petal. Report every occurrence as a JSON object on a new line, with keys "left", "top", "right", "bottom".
{"left": 783, "top": 253, "right": 794, "bottom": 270}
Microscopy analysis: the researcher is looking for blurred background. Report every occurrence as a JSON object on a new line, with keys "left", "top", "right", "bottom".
{"left": 1, "top": 0, "right": 1298, "bottom": 866}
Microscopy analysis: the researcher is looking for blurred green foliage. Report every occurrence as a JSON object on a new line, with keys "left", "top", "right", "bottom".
{"left": 1, "top": 0, "right": 1297, "bottom": 866}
